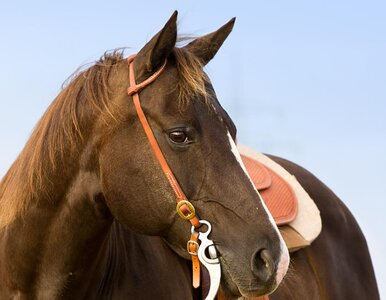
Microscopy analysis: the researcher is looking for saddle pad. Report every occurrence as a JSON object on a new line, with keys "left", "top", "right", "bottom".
{"left": 238, "top": 144, "right": 322, "bottom": 245}
{"left": 241, "top": 154, "right": 298, "bottom": 225}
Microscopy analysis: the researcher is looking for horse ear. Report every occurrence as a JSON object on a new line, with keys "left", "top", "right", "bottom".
{"left": 184, "top": 18, "right": 236, "bottom": 66}
{"left": 134, "top": 11, "right": 178, "bottom": 80}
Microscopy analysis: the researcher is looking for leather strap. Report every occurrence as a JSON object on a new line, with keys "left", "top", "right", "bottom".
{"left": 188, "top": 231, "right": 201, "bottom": 288}
{"left": 127, "top": 54, "right": 200, "bottom": 228}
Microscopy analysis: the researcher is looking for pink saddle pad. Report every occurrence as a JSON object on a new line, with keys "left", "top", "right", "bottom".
{"left": 241, "top": 154, "right": 298, "bottom": 225}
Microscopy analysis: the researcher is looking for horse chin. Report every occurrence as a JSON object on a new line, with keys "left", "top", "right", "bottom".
{"left": 220, "top": 281, "right": 277, "bottom": 300}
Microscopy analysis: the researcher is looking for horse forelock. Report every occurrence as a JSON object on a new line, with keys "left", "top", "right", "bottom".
{"left": 172, "top": 46, "right": 213, "bottom": 109}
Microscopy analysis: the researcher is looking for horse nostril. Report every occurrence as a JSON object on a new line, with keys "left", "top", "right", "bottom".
{"left": 251, "top": 248, "right": 275, "bottom": 282}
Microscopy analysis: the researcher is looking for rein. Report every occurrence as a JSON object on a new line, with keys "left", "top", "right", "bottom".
{"left": 127, "top": 55, "right": 216, "bottom": 292}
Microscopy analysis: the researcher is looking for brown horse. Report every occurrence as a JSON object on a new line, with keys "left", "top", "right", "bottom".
{"left": 0, "top": 12, "right": 290, "bottom": 299}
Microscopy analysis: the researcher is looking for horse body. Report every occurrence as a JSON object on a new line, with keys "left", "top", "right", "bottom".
{"left": 269, "top": 156, "right": 379, "bottom": 300}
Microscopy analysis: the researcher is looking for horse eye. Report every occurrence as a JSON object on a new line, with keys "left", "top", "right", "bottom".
{"left": 168, "top": 131, "right": 189, "bottom": 144}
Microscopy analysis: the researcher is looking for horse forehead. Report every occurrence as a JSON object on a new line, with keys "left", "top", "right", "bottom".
{"left": 136, "top": 62, "right": 224, "bottom": 125}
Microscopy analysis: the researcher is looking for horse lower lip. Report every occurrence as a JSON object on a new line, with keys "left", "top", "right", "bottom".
{"left": 220, "top": 284, "right": 275, "bottom": 299}
{"left": 239, "top": 285, "right": 276, "bottom": 298}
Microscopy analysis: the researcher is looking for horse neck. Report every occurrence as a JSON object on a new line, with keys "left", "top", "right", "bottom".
{"left": 0, "top": 108, "right": 116, "bottom": 298}
{"left": 93, "top": 222, "right": 195, "bottom": 299}
{"left": 0, "top": 166, "right": 113, "bottom": 298}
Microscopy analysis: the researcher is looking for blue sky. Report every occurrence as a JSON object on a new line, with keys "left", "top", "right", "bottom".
{"left": 1, "top": 1, "right": 385, "bottom": 296}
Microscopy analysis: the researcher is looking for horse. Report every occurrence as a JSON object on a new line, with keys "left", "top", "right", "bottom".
{"left": 0, "top": 11, "right": 290, "bottom": 299}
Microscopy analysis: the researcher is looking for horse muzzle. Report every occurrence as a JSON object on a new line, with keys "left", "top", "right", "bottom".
{"left": 219, "top": 240, "right": 289, "bottom": 298}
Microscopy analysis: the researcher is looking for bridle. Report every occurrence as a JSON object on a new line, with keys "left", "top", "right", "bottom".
{"left": 127, "top": 55, "right": 220, "bottom": 296}
{"left": 127, "top": 54, "right": 200, "bottom": 228}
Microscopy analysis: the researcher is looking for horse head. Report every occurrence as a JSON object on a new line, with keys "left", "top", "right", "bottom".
{"left": 95, "top": 11, "right": 289, "bottom": 298}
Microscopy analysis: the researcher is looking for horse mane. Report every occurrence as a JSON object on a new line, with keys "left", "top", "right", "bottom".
{"left": 0, "top": 45, "right": 210, "bottom": 228}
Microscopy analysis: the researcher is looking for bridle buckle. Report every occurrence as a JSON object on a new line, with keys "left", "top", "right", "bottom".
{"left": 176, "top": 200, "right": 196, "bottom": 220}
{"left": 187, "top": 240, "right": 199, "bottom": 256}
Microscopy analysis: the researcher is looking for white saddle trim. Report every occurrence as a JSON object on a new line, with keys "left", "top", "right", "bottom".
{"left": 237, "top": 144, "right": 322, "bottom": 243}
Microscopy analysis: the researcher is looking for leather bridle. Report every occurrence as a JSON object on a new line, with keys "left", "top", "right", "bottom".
{"left": 127, "top": 54, "right": 202, "bottom": 288}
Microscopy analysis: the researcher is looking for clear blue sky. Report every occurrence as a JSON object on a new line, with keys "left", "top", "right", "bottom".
{"left": 1, "top": 1, "right": 385, "bottom": 296}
